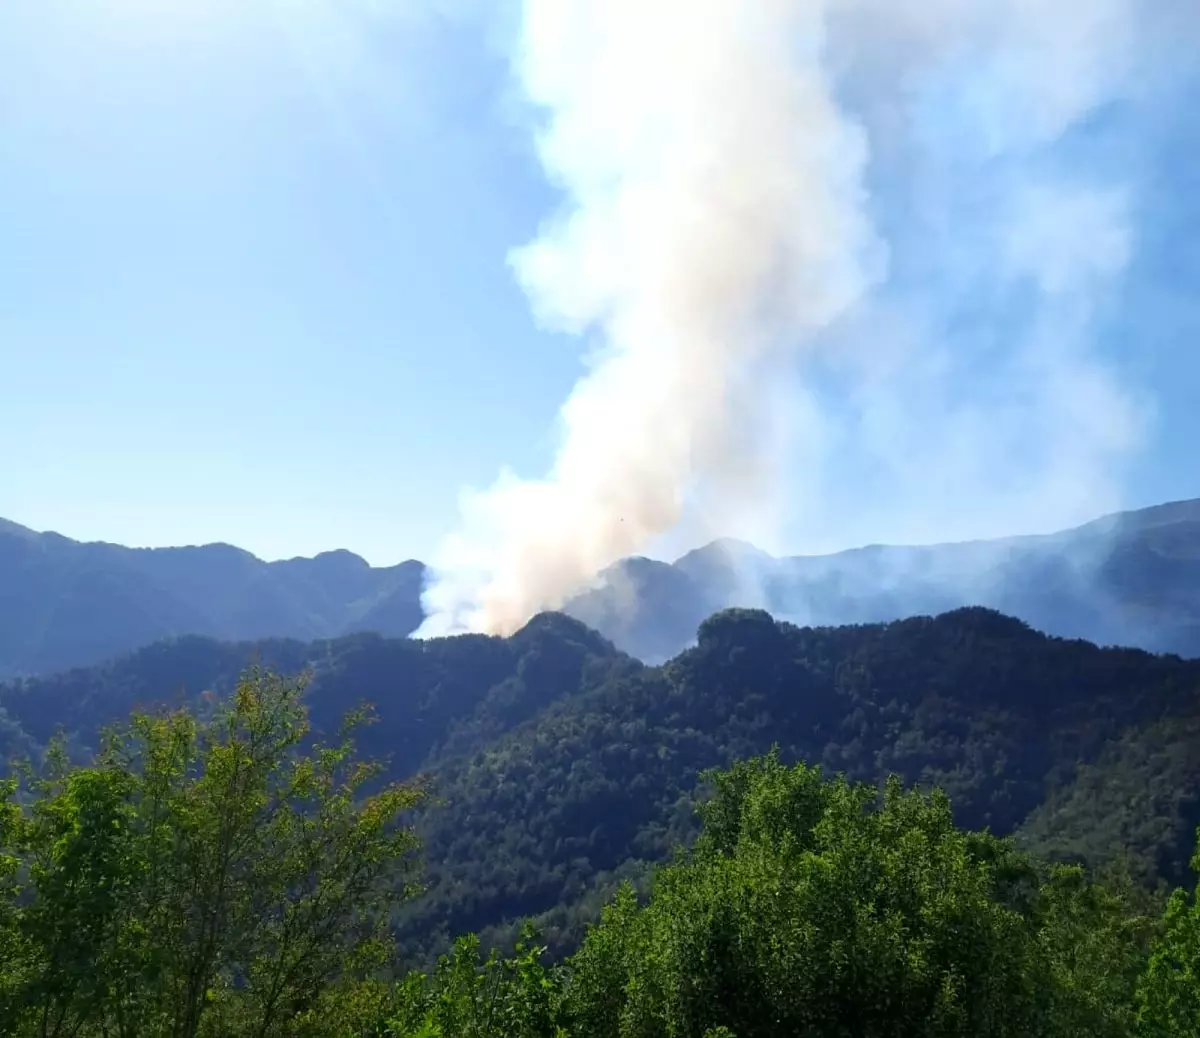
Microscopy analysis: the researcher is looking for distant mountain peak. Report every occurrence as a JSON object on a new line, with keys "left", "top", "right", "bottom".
{"left": 514, "top": 610, "right": 621, "bottom": 655}
{"left": 0, "top": 518, "right": 37, "bottom": 540}
{"left": 1079, "top": 497, "right": 1200, "bottom": 536}
{"left": 296, "top": 549, "right": 371, "bottom": 569}
{"left": 927, "top": 605, "right": 1036, "bottom": 637}
{"left": 0, "top": 522, "right": 431, "bottom": 679}
{"left": 677, "top": 537, "right": 773, "bottom": 575}
{"left": 3, "top": 493, "right": 1199, "bottom": 679}
{"left": 563, "top": 497, "right": 1200, "bottom": 662}
{"left": 684, "top": 536, "right": 773, "bottom": 558}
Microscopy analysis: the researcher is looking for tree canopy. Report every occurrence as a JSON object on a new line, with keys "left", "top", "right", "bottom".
{"left": 0, "top": 670, "right": 426, "bottom": 1038}
{"left": 2, "top": 611, "right": 1200, "bottom": 1035}
{"left": 2, "top": 678, "right": 1198, "bottom": 1036}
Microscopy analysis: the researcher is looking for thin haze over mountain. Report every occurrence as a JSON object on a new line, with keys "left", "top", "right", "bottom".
{"left": 420, "top": 0, "right": 1191, "bottom": 636}
{"left": 4, "top": 496, "right": 1195, "bottom": 680}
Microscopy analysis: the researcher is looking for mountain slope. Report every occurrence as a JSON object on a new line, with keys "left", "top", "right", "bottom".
{"left": 3, "top": 496, "right": 1199, "bottom": 679}
{"left": 407, "top": 607, "right": 1200, "bottom": 954}
{"left": 3, "top": 604, "right": 1199, "bottom": 961}
{"left": 0, "top": 612, "right": 634, "bottom": 775}
{"left": 0, "top": 521, "right": 428, "bottom": 678}
{"left": 565, "top": 498, "right": 1200, "bottom": 661}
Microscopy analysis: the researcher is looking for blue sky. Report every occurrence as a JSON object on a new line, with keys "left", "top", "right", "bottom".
{"left": 1, "top": 1, "right": 579, "bottom": 564}
{"left": 1, "top": 1, "right": 1197, "bottom": 566}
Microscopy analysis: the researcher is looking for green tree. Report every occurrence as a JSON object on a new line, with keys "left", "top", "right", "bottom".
{"left": 0, "top": 775, "right": 29, "bottom": 1025}
{"left": 561, "top": 752, "right": 1146, "bottom": 1038}
{"left": 379, "top": 922, "right": 562, "bottom": 1038}
{"left": 1136, "top": 828, "right": 1200, "bottom": 1037}
{"left": 12, "top": 755, "right": 142, "bottom": 1037}
{"left": 1, "top": 670, "right": 427, "bottom": 1038}
{"left": 1036, "top": 862, "right": 1153, "bottom": 1037}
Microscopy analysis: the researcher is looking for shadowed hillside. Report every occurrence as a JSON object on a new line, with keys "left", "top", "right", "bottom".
{"left": 0, "top": 521, "right": 426, "bottom": 678}
{"left": 0, "top": 612, "right": 634, "bottom": 775}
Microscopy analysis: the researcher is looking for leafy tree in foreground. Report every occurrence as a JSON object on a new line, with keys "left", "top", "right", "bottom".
{"left": 0, "top": 773, "right": 27, "bottom": 1024}
{"left": 377, "top": 922, "right": 562, "bottom": 1038}
{"left": 558, "top": 752, "right": 1149, "bottom": 1038}
{"left": 0, "top": 670, "right": 427, "bottom": 1038}
{"left": 1136, "top": 831, "right": 1200, "bottom": 1037}
{"left": 2, "top": 676, "right": 1189, "bottom": 1038}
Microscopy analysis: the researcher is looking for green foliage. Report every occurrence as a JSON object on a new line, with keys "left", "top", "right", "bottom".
{"left": 1018, "top": 717, "right": 1200, "bottom": 888}
{"left": 2, "top": 662, "right": 1199, "bottom": 1038}
{"left": 0, "top": 774, "right": 28, "bottom": 1021}
{"left": 557, "top": 753, "right": 1148, "bottom": 1038}
{"left": 370, "top": 752, "right": 1172, "bottom": 1038}
{"left": 1034, "top": 863, "right": 1155, "bottom": 1036}
{"left": 0, "top": 613, "right": 629, "bottom": 777}
{"left": 1136, "top": 835, "right": 1200, "bottom": 1036}
{"left": 403, "top": 608, "right": 1200, "bottom": 959}
{"left": 0, "top": 670, "right": 426, "bottom": 1038}
{"left": 377, "top": 922, "right": 562, "bottom": 1038}
{"left": 13, "top": 605, "right": 1198, "bottom": 967}
{"left": 5, "top": 606, "right": 1200, "bottom": 1035}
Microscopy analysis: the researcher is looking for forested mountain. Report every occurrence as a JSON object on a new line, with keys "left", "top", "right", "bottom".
{"left": 4, "top": 498, "right": 1199, "bottom": 679}
{"left": 0, "top": 612, "right": 633, "bottom": 774}
{"left": 407, "top": 607, "right": 1200, "bottom": 957}
{"left": 3, "top": 605, "right": 1199, "bottom": 965}
{"left": 6, "top": 678, "right": 1192, "bottom": 1037}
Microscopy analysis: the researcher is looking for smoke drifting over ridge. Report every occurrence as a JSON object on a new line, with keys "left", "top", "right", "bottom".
{"left": 420, "top": 0, "right": 1166, "bottom": 637}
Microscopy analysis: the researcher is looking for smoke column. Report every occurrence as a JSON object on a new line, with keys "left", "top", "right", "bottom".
{"left": 420, "top": 0, "right": 1150, "bottom": 637}
{"left": 421, "top": 0, "right": 881, "bottom": 635}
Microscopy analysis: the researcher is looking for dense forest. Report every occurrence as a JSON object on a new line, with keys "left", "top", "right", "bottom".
{"left": 403, "top": 606, "right": 1200, "bottom": 959}
{"left": 1, "top": 667, "right": 1198, "bottom": 1036}
{"left": 3, "top": 605, "right": 1200, "bottom": 970}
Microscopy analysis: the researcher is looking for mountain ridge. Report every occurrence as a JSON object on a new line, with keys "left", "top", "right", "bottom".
{"left": 0, "top": 520, "right": 428, "bottom": 678}
{"left": 2, "top": 496, "right": 1198, "bottom": 677}
{"left": 567, "top": 496, "right": 1200, "bottom": 661}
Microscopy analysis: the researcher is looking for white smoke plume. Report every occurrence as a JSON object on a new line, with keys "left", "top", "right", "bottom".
{"left": 419, "top": 0, "right": 1161, "bottom": 637}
